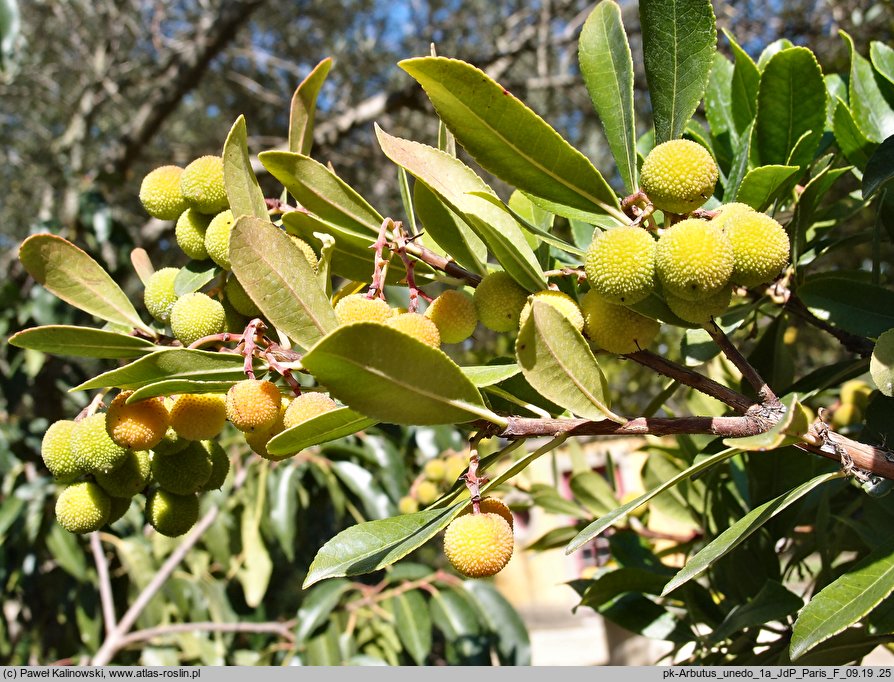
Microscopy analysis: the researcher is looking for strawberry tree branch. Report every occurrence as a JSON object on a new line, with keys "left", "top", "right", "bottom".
{"left": 782, "top": 292, "right": 875, "bottom": 358}
{"left": 402, "top": 241, "right": 482, "bottom": 286}
{"left": 703, "top": 321, "right": 781, "bottom": 408}
{"left": 115, "top": 620, "right": 297, "bottom": 650}
{"left": 90, "top": 532, "right": 117, "bottom": 633}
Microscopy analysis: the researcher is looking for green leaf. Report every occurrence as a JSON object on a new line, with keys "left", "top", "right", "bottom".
{"left": 871, "top": 328, "right": 894, "bottom": 397}
{"left": 570, "top": 471, "right": 619, "bottom": 517}
{"left": 9, "top": 325, "right": 155, "bottom": 359}
{"left": 724, "top": 30, "right": 760, "bottom": 138}
{"left": 735, "top": 165, "right": 800, "bottom": 211}
{"left": 872, "top": 41, "right": 894, "bottom": 88}
{"left": 303, "top": 503, "right": 463, "bottom": 587}
{"left": 708, "top": 580, "right": 802, "bottom": 644}
{"left": 723, "top": 393, "right": 803, "bottom": 450}
{"left": 704, "top": 54, "right": 735, "bottom": 152}
{"left": 46, "top": 524, "right": 88, "bottom": 581}
{"left": 399, "top": 57, "right": 624, "bottom": 222}
{"left": 266, "top": 407, "right": 377, "bottom": 457}
{"left": 863, "top": 136, "right": 894, "bottom": 199}
{"left": 756, "top": 47, "right": 826, "bottom": 166}
{"left": 295, "top": 579, "right": 352, "bottom": 643}
{"left": 724, "top": 121, "right": 754, "bottom": 198}
{"left": 127, "top": 379, "right": 235, "bottom": 403}
{"left": 238, "top": 504, "right": 272, "bottom": 608}
{"left": 173, "top": 261, "right": 217, "bottom": 297}
{"left": 375, "top": 126, "right": 546, "bottom": 291}
{"left": 463, "top": 581, "right": 531, "bottom": 665}
{"left": 388, "top": 590, "right": 432, "bottom": 665}
{"left": 515, "top": 300, "right": 621, "bottom": 423}
{"left": 302, "top": 323, "right": 503, "bottom": 426}
{"left": 791, "top": 537, "right": 894, "bottom": 660}
{"left": 662, "top": 471, "right": 841, "bottom": 595}
{"left": 579, "top": 1, "right": 637, "bottom": 193}
{"left": 833, "top": 98, "right": 877, "bottom": 170}
{"left": 640, "top": 0, "right": 717, "bottom": 143}
{"left": 461, "top": 363, "right": 520, "bottom": 387}
{"left": 799, "top": 275, "right": 894, "bottom": 338}
{"left": 223, "top": 115, "right": 268, "bottom": 220}
{"left": 430, "top": 589, "right": 489, "bottom": 665}
{"left": 230, "top": 216, "right": 337, "bottom": 348}
{"left": 578, "top": 568, "right": 670, "bottom": 609}
{"left": 289, "top": 58, "right": 332, "bottom": 156}
{"left": 19, "top": 234, "right": 151, "bottom": 334}
{"left": 843, "top": 31, "right": 894, "bottom": 143}
{"left": 413, "top": 182, "right": 488, "bottom": 275}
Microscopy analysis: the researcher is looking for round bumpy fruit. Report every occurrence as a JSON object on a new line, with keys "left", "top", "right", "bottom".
{"left": 717, "top": 211, "right": 790, "bottom": 287}
{"left": 41, "top": 420, "right": 84, "bottom": 483}
{"left": 107, "top": 496, "right": 132, "bottom": 525}
{"left": 443, "top": 512, "right": 514, "bottom": 578}
{"left": 283, "top": 392, "right": 338, "bottom": 430}
{"left": 170, "top": 292, "right": 226, "bottom": 347}
{"left": 665, "top": 287, "right": 732, "bottom": 325}
{"left": 105, "top": 391, "right": 170, "bottom": 450}
{"left": 143, "top": 267, "right": 180, "bottom": 325}
{"left": 290, "top": 236, "right": 319, "bottom": 272}
{"left": 139, "top": 166, "right": 188, "bottom": 220}
{"left": 386, "top": 312, "right": 441, "bottom": 347}
{"left": 180, "top": 155, "right": 228, "bottom": 215}
{"left": 425, "top": 290, "right": 478, "bottom": 343}
{"left": 519, "top": 290, "right": 584, "bottom": 332}
{"left": 56, "top": 482, "right": 111, "bottom": 534}
{"left": 225, "top": 276, "right": 261, "bottom": 317}
{"left": 147, "top": 489, "right": 199, "bottom": 538}
{"left": 398, "top": 496, "right": 419, "bottom": 515}
{"left": 334, "top": 294, "right": 393, "bottom": 325}
{"left": 152, "top": 426, "right": 190, "bottom": 457}
{"left": 175, "top": 208, "right": 212, "bottom": 260}
{"left": 151, "top": 441, "right": 212, "bottom": 495}
{"left": 226, "top": 379, "right": 282, "bottom": 433}
{"left": 580, "top": 291, "right": 660, "bottom": 355}
{"left": 585, "top": 226, "right": 657, "bottom": 305}
{"left": 168, "top": 393, "right": 227, "bottom": 441}
{"left": 199, "top": 441, "right": 230, "bottom": 491}
{"left": 474, "top": 271, "right": 528, "bottom": 333}
{"left": 445, "top": 455, "right": 468, "bottom": 483}
{"left": 415, "top": 480, "right": 440, "bottom": 506}
{"left": 641, "top": 139, "right": 718, "bottom": 214}
{"left": 423, "top": 459, "right": 447, "bottom": 482}
{"left": 460, "top": 497, "right": 514, "bottom": 529}
{"left": 73, "top": 413, "right": 129, "bottom": 474}
{"left": 204, "top": 210, "right": 235, "bottom": 270}
{"left": 94, "top": 449, "right": 151, "bottom": 498}
{"left": 655, "top": 219, "right": 734, "bottom": 301}
{"left": 244, "top": 398, "right": 288, "bottom": 460}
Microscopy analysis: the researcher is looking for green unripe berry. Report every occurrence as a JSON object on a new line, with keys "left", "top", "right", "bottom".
{"left": 94, "top": 449, "right": 151, "bottom": 498}
{"left": 519, "top": 290, "right": 584, "bottom": 332}
{"left": 199, "top": 441, "right": 230, "bottom": 491}
{"left": 580, "top": 291, "right": 660, "bottom": 355}
{"left": 175, "top": 208, "right": 212, "bottom": 260}
{"left": 416, "top": 480, "right": 440, "bottom": 506}
{"left": 425, "top": 290, "right": 478, "bottom": 344}
{"left": 655, "top": 219, "right": 734, "bottom": 301}
{"left": 474, "top": 271, "right": 528, "bottom": 333}
{"left": 56, "top": 482, "right": 111, "bottom": 534}
{"left": 107, "top": 496, "right": 132, "bottom": 525}
{"left": 715, "top": 211, "right": 790, "bottom": 287}
{"left": 641, "top": 140, "right": 718, "bottom": 214}
{"left": 225, "top": 275, "right": 261, "bottom": 317}
{"left": 244, "top": 399, "right": 288, "bottom": 460}
{"left": 152, "top": 426, "right": 190, "bottom": 457}
{"left": 334, "top": 294, "right": 393, "bottom": 325}
{"left": 180, "top": 155, "right": 228, "bottom": 215}
{"left": 72, "top": 413, "right": 129, "bottom": 474}
{"left": 143, "top": 267, "right": 180, "bottom": 325}
{"left": 139, "top": 166, "right": 188, "bottom": 220}
{"left": 41, "top": 420, "right": 85, "bottom": 483}
{"left": 151, "top": 441, "right": 212, "bottom": 495}
{"left": 170, "top": 292, "right": 226, "bottom": 347}
{"left": 147, "top": 489, "right": 199, "bottom": 538}
{"left": 665, "top": 287, "right": 732, "bottom": 324}
{"left": 205, "top": 210, "right": 235, "bottom": 270}
{"left": 386, "top": 312, "right": 441, "bottom": 347}
{"left": 585, "top": 226, "right": 657, "bottom": 305}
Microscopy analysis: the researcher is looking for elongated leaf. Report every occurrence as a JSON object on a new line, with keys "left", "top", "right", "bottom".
{"left": 303, "top": 503, "right": 464, "bottom": 587}
{"left": 578, "top": 568, "right": 670, "bottom": 609}
{"left": 19, "top": 234, "right": 150, "bottom": 333}
{"left": 705, "top": 54, "right": 735, "bottom": 157}
{"left": 399, "top": 57, "right": 624, "bottom": 222}
{"left": 267, "top": 407, "right": 377, "bottom": 457}
{"left": 791, "top": 537, "right": 894, "bottom": 660}
{"left": 289, "top": 58, "right": 332, "bottom": 156}
{"left": 663, "top": 471, "right": 842, "bottom": 595}
{"left": 799, "top": 275, "right": 894, "bottom": 338}
{"left": 724, "top": 30, "right": 760, "bottom": 137}
{"left": 515, "top": 300, "right": 620, "bottom": 423}
{"left": 238, "top": 506, "right": 272, "bottom": 608}
{"left": 843, "top": 31, "right": 894, "bottom": 143}
{"left": 127, "top": 379, "right": 234, "bottom": 403}
{"left": 708, "top": 580, "right": 802, "bottom": 644}
{"left": 388, "top": 591, "right": 432, "bottom": 665}
{"left": 9, "top": 325, "right": 155, "bottom": 358}
{"left": 570, "top": 471, "right": 618, "bottom": 517}
{"left": 579, "top": 1, "right": 637, "bottom": 192}
{"left": 295, "top": 579, "right": 352, "bottom": 643}
{"left": 223, "top": 115, "right": 268, "bottom": 220}
{"left": 130, "top": 248, "right": 154, "bottom": 286}
{"left": 230, "top": 216, "right": 337, "bottom": 348}
{"left": 640, "top": 0, "right": 717, "bottom": 143}
{"left": 461, "top": 364, "right": 520, "bottom": 387}
{"left": 413, "top": 182, "right": 488, "bottom": 275}
{"left": 302, "top": 323, "right": 503, "bottom": 426}
{"left": 724, "top": 121, "right": 753, "bottom": 197}
{"left": 463, "top": 581, "right": 531, "bottom": 666}
{"left": 872, "top": 41, "right": 894, "bottom": 88}
{"left": 376, "top": 127, "right": 546, "bottom": 291}
{"left": 735, "top": 165, "right": 799, "bottom": 211}
{"left": 173, "top": 261, "right": 217, "bottom": 296}
{"left": 863, "top": 135, "right": 894, "bottom": 199}
{"left": 833, "top": 98, "right": 877, "bottom": 170}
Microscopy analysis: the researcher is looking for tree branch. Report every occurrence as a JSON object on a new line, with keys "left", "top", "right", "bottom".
{"left": 704, "top": 321, "right": 781, "bottom": 407}
{"left": 783, "top": 293, "right": 875, "bottom": 357}
{"left": 90, "top": 531, "right": 117, "bottom": 633}
{"left": 490, "top": 413, "right": 771, "bottom": 439}
{"left": 116, "top": 620, "right": 296, "bottom": 650}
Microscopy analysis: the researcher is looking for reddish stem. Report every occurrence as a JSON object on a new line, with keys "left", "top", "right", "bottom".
{"left": 368, "top": 218, "right": 393, "bottom": 300}
{"left": 462, "top": 436, "right": 488, "bottom": 514}
{"left": 393, "top": 227, "right": 421, "bottom": 313}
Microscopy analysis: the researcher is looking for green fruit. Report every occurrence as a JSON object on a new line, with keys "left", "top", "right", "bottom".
{"left": 143, "top": 267, "right": 180, "bottom": 325}
{"left": 584, "top": 226, "right": 657, "bottom": 305}
{"left": 416, "top": 480, "right": 440, "bottom": 506}
{"left": 283, "top": 393, "right": 338, "bottom": 430}
{"left": 386, "top": 312, "right": 441, "bottom": 347}
{"left": 105, "top": 391, "right": 170, "bottom": 450}
{"left": 580, "top": 291, "right": 660, "bottom": 355}
{"left": 168, "top": 393, "right": 227, "bottom": 440}
{"left": 199, "top": 441, "right": 230, "bottom": 491}
{"left": 519, "top": 290, "right": 584, "bottom": 332}
{"left": 204, "top": 210, "right": 235, "bottom": 270}
{"left": 152, "top": 427, "right": 190, "bottom": 457}
{"left": 225, "top": 275, "right": 261, "bottom": 317}
{"left": 225, "top": 379, "right": 282, "bottom": 433}
{"left": 716, "top": 210, "right": 790, "bottom": 287}
{"left": 222, "top": 297, "right": 250, "bottom": 333}
{"left": 56, "top": 482, "right": 111, "bottom": 534}
{"left": 139, "top": 166, "right": 188, "bottom": 220}
{"left": 423, "top": 459, "right": 447, "bottom": 482}
{"left": 180, "top": 155, "right": 228, "bottom": 215}
{"left": 175, "top": 208, "right": 212, "bottom": 260}
{"left": 334, "top": 294, "right": 393, "bottom": 325}
{"left": 655, "top": 218, "right": 734, "bottom": 301}
{"left": 107, "top": 496, "right": 132, "bottom": 525}
{"left": 170, "top": 292, "right": 226, "bottom": 347}
{"left": 425, "top": 290, "right": 478, "bottom": 343}
{"left": 94, "top": 450, "right": 151, "bottom": 498}
{"left": 474, "top": 271, "right": 528, "bottom": 332}
{"left": 72, "top": 413, "right": 129, "bottom": 474}
{"left": 146, "top": 489, "right": 199, "bottom": 538}
{"left": 41, "top": 420, "right": 85, "bottom": 483}
{"left": 665, "top": 287, "right": 732, "bottom": 324}
{"left": 151, "top": 441, "right": 212, "bottom": 495}
{"left": 641, "top": 139, "right": 718, "bottom": 214}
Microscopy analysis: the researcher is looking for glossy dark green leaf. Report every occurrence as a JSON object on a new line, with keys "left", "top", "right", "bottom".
{"left": 127, "top": 379, "right": 234, "bottom": 402}
{"left": 331, "top": 461, "right": 393, "bottom": 520}
{"left": 843, "top": 31, "right": 894, "bottom": 143}
{"left": 799, "top": 275, "right": 894, "bottom": 338}
{"left": 757, "top": 39, "right": 794, "bottom": 70}
{"left": 724, "top": 30, "right": 760, "bottom": 137}
{"left": 530, "top": 483, "right": 588, "bottom": 519}
{"left": 267, "top": 407, "right": 377, "bottom": 457}
{"left": 223, "top": 115, "right": 268, "bottom": 220}
{"left": 472, "top": 190, "right": 583, "bottom": 256}
{"left": 461, "top": 363, "right": 520, "bottom": 387}
{"left": 705, "top": 54, "right": 735, "bottom": 153}
{"left": 173, "top": 260, "right": 217, "bottom": 296}
{"left": 268, "top": 464, "right": 300, "bottom": 561}
{"left": 708, "top": 580, "right": 802, "bottom": 644}
{"left": 463, "top": 581, "right": 531, "bottom": 665}
{"left": 289, "top": 58, "right": 332, "bottom": 156}
{"left": 387, "top": 590, "right": 432, "bottom": 665}
{"left": 640, "top": 0, "right": 717, "bottom": 143}
{"left": 735, "top": 164, "right": 800, "bottom": 210}
{"left": 871, "top": 328, "right": 894, "bottom": 397}
{"left": 46, "top": 524, "right": 88, "bottom": 581}
{"left": 724, "top": 121, "right": 754, "bottom": 197}
{"left": 9, "top": 325, "right": 155, "bottom": 358}
{"left": 863, "top": 135, "right": 894, "bottom": 199}
{"left": 833, "top": 98, "right": 877, "bottom": 170}
{"left": 413, "top": 181, "right": 488, "bottom": 275}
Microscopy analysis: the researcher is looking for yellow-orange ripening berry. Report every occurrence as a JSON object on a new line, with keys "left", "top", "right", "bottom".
{"left": 205, "top": 209, "right": 235, "bottom": 270}
{"left": 168, "top": 393, "right": 227, "bottom": 441}
{"left": 151, "top": 441, "right": 212, "bottom": 495}
{"left": 423, "top": 459, "right": 447, "bottom": 482}
{"left": 105, "top": 391, "right": 170, "bottom": 450}
{"left": 474, "top": 271, "right": 528, "bottom": 332}
{"left": 143, "top": 267, "right": 179, "bottom": 325}
{"left": 443, "top": 512, "right": 514, "bottom": 578}
{"left": 290, "top": 236, "right": 319, "bottom": 272}
{"left": 386, "top": 312, "right": 441, "bottom": 347}
{"left": 175, "top": 208, "right": 212, "bottom": 260}
{"left": 655, "top": 219, "right": 734, "bottom": 301}
{"left": 41, "top": 420, "right": 85, "bottom": 483}
{"left": 460, "top": 497, "right": 514, "bottom": 529}
{"left": 199, "top": 440, "right": 230, "bottom": 491}
{"left": 641, "top": 139, "right": 718, "bottom": 215}
{"left": 425, "top": 290, "right": 478, "bottom": 344}
{"left": 245, "top": 398, "right": 289, "bottom": 460}
{"left": 225, "top": 275, "right": 261, "bottom": 317}
{"left": 416, "top": 480, "right": 440, "bottom": 506}
{"left": 94, "top": 449, "right": 151, "bottom": 498}
{"left": 146, "top": 488, "right": 199, "bottom": 538}
{"left": 580, "top": 291, "right": 660, "bottom": 355}
{"left": 180, "top": 155, "right": 228, "bottom": 215}
{"left": 665, "top": 287, "right": 732, "bottom": 325}
{"left": 283, "top": 392, "right": 338, "bottom": 429}
{"left": 226, "top": 379, "right": 282, "bottom": 433}
{"left": 585, "top": 226, "right": 657, "bottom": 305}
{"left": 718, "top": 211, "right": 790, "bottom": 287}
{"left": 170, "top": 292, "right": 226, "bottom": 347}
{"left": 139, "top": 166, "right": 188, "bottom": 220}
{"left": 73, "top": 413, "right": 129, "bottom": 474}
{"left": 398, "top": 496, "right": 419, "bottom": 515}
{"left": 519, "top": 291, "right": 584, "bottom": 332}
{"left": 56, "top": 482, "right": 111, "bottom": 534}
{"left": 334, "top": 294, "right": 394, "bottom": 325}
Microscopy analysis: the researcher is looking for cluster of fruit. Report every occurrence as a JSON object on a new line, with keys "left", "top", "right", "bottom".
{"left": 397, "top": 454, "right": 469, "bottom": 514}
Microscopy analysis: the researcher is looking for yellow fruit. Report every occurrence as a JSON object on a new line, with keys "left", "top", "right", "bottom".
{"left": 226, "top": 379, "right": 282, "bottom": 433}
{"left": 717, "top": 211, "right": 790, "bottom": 287}
{"left": 175, "top": 208, "right": 212, "bottom": 260}
{"left": 105, "top": 391, "right": 170, "bottom": 450}
{"left": 199, "top": 441, "right": 230, "bottom": 491}
{"left": 386, "top": 312, "right": 441, "bottom": 347}
{"left": 72, "top": 413, "right": 129, "bottom": 474}
{"left": 334, "top": 294, "right": 393, "bottom": 325}
{"left": 290, "top": 236, "right": 319, "bottom": 272}
{"left": 398, "top": 496, "right": 419, "bottom": 514}
{"left": 460, "top": 497, "right": 514, "bottom": 529}
{"left": 841, "top": 380, "right": 872, "bottom": 411}
{"left": 641, "top": 139, "right": 718, "bottom": 214}
{"left": 619, "top": 491, "right": 647, "bottom": 518}
{"left": 56, "top": 482, "right": 111, "bottom": 534}
{"left": 94, "top": 450, "right": 151, "bottom": 498}
{"left": 152, "top": 427, "right": 190, "bottom": 457}
{"left": 584, "top": 226, "right": 657, "bottom": 305}
{"left": 423, "top": 459, "right": 447, "bottom": 482}
{"left": 146, "top": 489, "right": 199, "bottom": 538}
{"left": 416, "top": 480, "right": 440, "bottom": 506}
{"left": 225, "top": 276, "right": 261, "bottom": 317}
{"left": 245, "top": 398, "right": 289, "bottom": 460}
{"left": 41, "top": 420, "right": 85, "bottom": 483}
{"left": 425, "top": 290, "right": 478, "bottom": 343}
{"left": 107, "top": 496, "right": 132, "bottom": 525}
{"left": 151, "top": 441, "right": 212, "bottom": 495}
{"left": 443, "top": 512, "right": 514, "bottom": 578}
{"left": 713, "top": 202, "right": 755, "bottom": 221}
{"left": 283, "top": 392, "right": 338, "bottom": 429}
{"left": 204, "top": 210, "right": 235, "bottom": 270}
{"left": 143, "top": 267, "right": 179, "bottom": 325}
{"left": 655, "top": 219, "right": 734, "bottom": 301}
{"left": 831, "top": 402, "right": 862, "bottom": 429}
{"left": 139, "top": 165, "right": 188, "bottom": 220}
{"left": 170, "top": 292, "right": 226, "bottom": 346}
{"left": 180, "top": 155, "right": 228, "bottom": 215}
{"left": 168, "top": 394, "right": 227, "bottom": 440}
{"left": 445, "top": 455, "right": 468, "bottom": 483}
{"left": 519, "top": 290, "right": 584, "bottom": 332}
{"left": 580, "top": 291, "right": 661, "bottom": 355}
{"left": 473, "top": 271, "right": 528, "bottom": 332}
{"left": 665, "top": 287, "right": 732, "bottom": 325}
